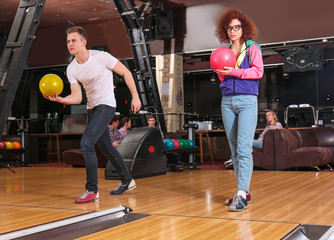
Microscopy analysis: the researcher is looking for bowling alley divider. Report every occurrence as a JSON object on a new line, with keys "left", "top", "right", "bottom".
{"left": 105, "top": 127, "right": 167, "bottom": 179}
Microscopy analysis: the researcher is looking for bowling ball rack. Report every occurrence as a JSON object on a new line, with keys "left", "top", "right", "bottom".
{"left": 0, "top": 148, "right": 27, "bottom": 173}
{"left": 166, "top": 146, "right": 201, "bottom": 172}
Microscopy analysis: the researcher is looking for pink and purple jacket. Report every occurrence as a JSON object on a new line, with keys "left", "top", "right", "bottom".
{"left": 218, "top": 40, "right": 264, "bottom": 96}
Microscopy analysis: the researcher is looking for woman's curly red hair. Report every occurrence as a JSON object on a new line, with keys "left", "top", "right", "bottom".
{"left": 215, "top": 8, "right": 258, "bottom": 44}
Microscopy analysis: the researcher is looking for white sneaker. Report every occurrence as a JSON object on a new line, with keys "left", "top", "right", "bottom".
{"left": 224, "top": 159, "right": 233, "bottom": 166}
{"left": 110, "top": 179, "right": 136, "bottom": 195}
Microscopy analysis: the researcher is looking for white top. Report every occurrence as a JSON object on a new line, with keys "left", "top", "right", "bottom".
{"left": 66, "top": 50, "right": 118, "bottom": 109}
{"left": 258, "top": 122, "right": 283, "bottom": 141}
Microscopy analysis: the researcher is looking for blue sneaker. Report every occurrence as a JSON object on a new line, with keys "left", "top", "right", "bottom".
{"left": 225, "top": 192, "right": 252, "bottom": 205}
{"left": 110, "top": 179, "right": 136, "bottom": 195}
{"left": 228, "top": 195, "right": 248, "bottom": 212}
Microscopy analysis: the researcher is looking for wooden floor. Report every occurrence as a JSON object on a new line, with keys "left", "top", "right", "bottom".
{"left": 1, "top": 166, "right": 334, "bottom": 239}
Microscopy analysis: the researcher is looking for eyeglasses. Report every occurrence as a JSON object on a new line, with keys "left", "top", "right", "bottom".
{"left": 225, "top": 25, "right": 242, "bottom": 32}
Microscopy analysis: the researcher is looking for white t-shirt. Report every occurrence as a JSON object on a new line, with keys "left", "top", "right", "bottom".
{"left": 66, "top": 50, "right": 118, "bottom": 109}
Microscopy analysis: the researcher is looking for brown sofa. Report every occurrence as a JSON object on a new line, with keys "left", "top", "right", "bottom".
{"left": 253, "top": 128, "right": 334, "bottom": 170}
{"left": 62, "top": 145, "right": 108, "bottom": 168}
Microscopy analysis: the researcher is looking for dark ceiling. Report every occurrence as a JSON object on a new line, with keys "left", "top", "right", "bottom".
{"left": 0, "top": 0, "right": 219, "bottom": 33}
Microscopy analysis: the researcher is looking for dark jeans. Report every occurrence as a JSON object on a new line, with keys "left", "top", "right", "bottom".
{"left": 81, "top": 105, "right": 132, "bottom": 192}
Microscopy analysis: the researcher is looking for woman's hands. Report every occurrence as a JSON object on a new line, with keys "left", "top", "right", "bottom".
{"left": 214, "top": 66, "right": 233, "bottom": 76}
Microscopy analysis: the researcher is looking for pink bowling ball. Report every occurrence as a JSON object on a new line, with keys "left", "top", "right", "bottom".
{"left": 171, "top": 139, "right": 180, "bottom": 150}
{"left": 210, "top": 47, "right": 236, "bottom": 70}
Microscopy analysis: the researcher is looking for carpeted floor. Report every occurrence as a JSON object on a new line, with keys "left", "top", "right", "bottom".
{"left": 196, "top": 160, "right": 228, "bottom": 170}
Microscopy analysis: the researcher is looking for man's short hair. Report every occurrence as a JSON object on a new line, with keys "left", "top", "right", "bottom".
{"left": 109, "top": 115, "right": 121, "bottom": 125}
{"left": 66, "top": 26, "right": 88, "bottom": 41}
{"left": 147, "top": 115, "right": 156, "bottom": 120}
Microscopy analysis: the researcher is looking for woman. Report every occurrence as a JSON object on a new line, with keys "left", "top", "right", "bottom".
{"left": 253, "top": 111, "right": 282, "bottom": 149}
{"left": 214, "top": 8, "right": 264, "bottom": 211}
{"left": 119, "top": 117, "right": 131, "bottom": 140}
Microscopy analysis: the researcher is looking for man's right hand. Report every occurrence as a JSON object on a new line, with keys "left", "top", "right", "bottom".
{"left": 131, "top": 96, "right": 141, "bottom": 114}
{"left": 43, "top": 93, "right": 63, "bottom": 103}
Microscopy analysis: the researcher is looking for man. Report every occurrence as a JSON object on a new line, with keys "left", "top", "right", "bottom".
{"left": 147, "top": 115, "right": 157, "bottom": 127}
{"left": 44, "top": 26, "right": 141, "bottom": 203}
{"left": 147, "top": 114, "right": 163, "bottom": 138}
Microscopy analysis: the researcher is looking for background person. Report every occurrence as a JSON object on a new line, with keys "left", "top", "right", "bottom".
{"left": 109, "top": 115, "right": 122, "bottom": 147}
{"left": 147, "top": 114, "right": 157, "bottom": 127}
{"left": 227, "top": 111, "right": 282, "bottom": 167}
{"left": 119, "top": 117, "right": 131, "bottom": 140}
{"left": 147, "top": 114, "right": 164, "bottom": 138}
{"left": 214, "top": 8, "right": 264, "bottom": 211}
{"left": 253, "top": 110, "right": 282, "bottom": 149}
{"left": 44, "top": 26, "right": 141, "bottom": 203}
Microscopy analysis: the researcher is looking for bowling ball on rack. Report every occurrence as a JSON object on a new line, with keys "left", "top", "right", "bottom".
{"left": 177, "top": 139, "right": 185, "bottom": 149}
{"left": 171, "top": 139, "right": 180, "bottom": 150}
{"left": 39, "top": 74, "right": 64, "bottom": 97}
{"left": 5, "top": 141, "right": 14, "bottom": 149}
{"left": 187, "top": 139, "right": 195, "bottom": 148}
{"left": 182, "top": 139, "right": 190, "bottom": 148}
{"left": 210, "top": 47, "right": 236, "bottom": 70}
{"left": 12, "top": 141, "right": 21, "bottom": 149}
{"left": 163, "top": 139, "right": 174, "bottom": 151}
{"left": 0, "top": 141, "right": 6, "bottom": 149}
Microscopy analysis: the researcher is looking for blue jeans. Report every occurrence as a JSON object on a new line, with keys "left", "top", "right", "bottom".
{"left": 252, "top": 140, "right": 263, "bottom": 149}
{"left": 221, "top": 95, "right": 258, "bottom": 192}
{"left": 81, "top": 105, "right": 132, "bottom": 192}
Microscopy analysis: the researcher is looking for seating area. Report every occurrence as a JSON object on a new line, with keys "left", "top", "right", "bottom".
{"left": 62, "top": 146, "right": 108, "bottom": 168}
{"left": 62, "top": 130, "right": 201, "bottom": 172}
{"left": 63, "top": 127, "right": 334, "bottom": 172}
{"left": 253, "top": 128, "right": 334, "bottom": 171}
{"left": 63, "top": 127, "right": 168, "bottom": 179}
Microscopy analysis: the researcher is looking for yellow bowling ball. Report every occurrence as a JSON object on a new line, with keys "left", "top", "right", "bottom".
{"left": 5, "top": 141, "right": 14, "bottom": 149}
{"left": 39, "top": 74, "right": 64, "bottom": 97}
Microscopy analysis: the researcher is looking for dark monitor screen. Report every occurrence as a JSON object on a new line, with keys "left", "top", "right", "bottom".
{"left": 284, "top": 48, "right": 323, "bottom": 72}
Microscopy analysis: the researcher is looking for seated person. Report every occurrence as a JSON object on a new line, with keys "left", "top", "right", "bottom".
{"left": 253, "top": 110, "right": 282, "bottom": 149}
{"left": 147, "top": 114, "right": 164, "bottom": 138}
{"left": 147, "top": 114, "right": 157, "bottom": 128}
{"left": 108, "top": 115, "right": 121, "bottom": 147}
{"left": 119, "top": 117, "right": 131, "bottom": 140}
